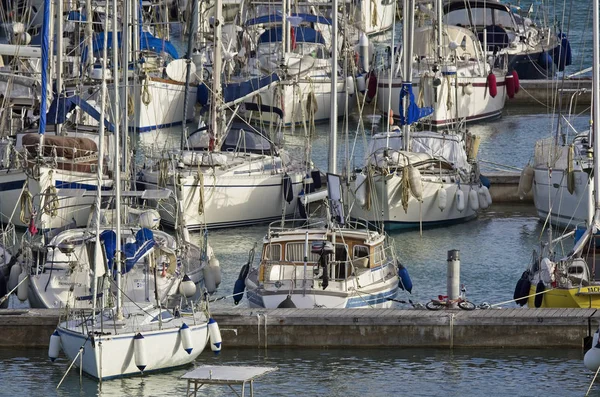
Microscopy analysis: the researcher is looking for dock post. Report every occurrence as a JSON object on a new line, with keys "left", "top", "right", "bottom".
{"left": 447, "top": 250, "right": 460, "bottom": 309}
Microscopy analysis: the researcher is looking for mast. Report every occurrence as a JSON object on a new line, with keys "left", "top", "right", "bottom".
{"left": 91, "top": 4, "right": 110, "bottom": 320}
{"left": 593, "top": 0, "right": 600, "bottom": 222}
{"left": 181, "top": 0, "right": 198, "bottom": 151}
{"left": 385, "top": 0, "right": 397, "bottom": 150}
{"left": 329, "top": 0, "right": 338, "bottom": 174}
{"left": 122, "top": 0, "right": 130, "bottom": 177}
{"left": 211, "top": 0, "right": 223, "bottom": 148}
{"left": 401, "top": 0, "right": 415, "bottom": 151}
{"left": 55, "top": 0, "right": 63, "bottom": 136}
{"left": 112, "top": 0, "right": 123, "bottom": 319}
{"left": 39, "top": 0, "right": 51, "bottom": 147}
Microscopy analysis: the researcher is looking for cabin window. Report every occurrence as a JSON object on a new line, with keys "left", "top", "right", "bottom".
{"left": 335, "top": 244, "right": 349, "bottom": 262}
{"left": 381, "top": 0, "right": 393, "bottom": 5}
{"left": 444, "top": 9, "right": 470, "bottom": 27}
{"left": 494, "top": 10, "right": 514, "bottom": 29}
{"left": 285, "top": 242, "right": 319, "bottom": 263}
{"left": 372, "top": 244, "right": 386, "bottom": 266}
{"left": 353, "top": 245, "right": 369, "bottom": 259}
{"left": 471, "top": 8, "right": 493, "bottom": 26}
{"left": 264, "top": 243, "right": 282, "bottom": 261}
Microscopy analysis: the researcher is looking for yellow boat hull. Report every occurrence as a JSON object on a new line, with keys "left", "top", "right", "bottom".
{"left": 527, "top": 285, "right": 600, "bottom": 308}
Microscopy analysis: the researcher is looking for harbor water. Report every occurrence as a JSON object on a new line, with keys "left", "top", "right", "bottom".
{"left": 2, "top": 112, "right": 597, "bottom": 396}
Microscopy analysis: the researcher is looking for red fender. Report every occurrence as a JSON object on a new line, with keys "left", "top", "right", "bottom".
{"left": 487, "top": 73, "right": 497, "bottom": 98}
{"left": 505, "top": 74, "right": 515, "bottom": 99}
{"left": 512, "top": 70, "right": 520, "bottom": 93}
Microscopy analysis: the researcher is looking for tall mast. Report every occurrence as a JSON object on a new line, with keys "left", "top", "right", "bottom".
{"left": 122, "top": 0, "right": 130, "bottom": 177}
{"left": 181, "top": 0, "right": 198, "bottom": 151}
{"left": 593, "top": 0, "right": 600, "bottom": 221}
{"left": 39, "top": 0, "right": 51, "bottom": 145}
{"left": 211, "top": 0, "right": 223, "bottom": 148}
{"left": 329, "top": 0, "right": 338, "bottom": 174}
{"left": 401, "top": 0, "right": 415, "bottom": 151}
{"left": 91, "top": 4, "right": 110, "bottom": 319}
{"left": 111, "top": 0, "right": 123, "bottom": 319}
{"left": 55, "top": 0, "right": 63, "bottom": 136}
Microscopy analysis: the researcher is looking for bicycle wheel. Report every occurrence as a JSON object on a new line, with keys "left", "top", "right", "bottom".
{"left": 426, "top": 301, "right": 445, "bottom": 310}
{"left": 458, "top": 301, "right": 476, "bottom": 310}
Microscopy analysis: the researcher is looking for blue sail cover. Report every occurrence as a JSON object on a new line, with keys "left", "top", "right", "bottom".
{"left": 398, "top": 82, "right": 433, "bottom": 125}
{"left": 92, "top": 31, "right": 179, "bottom": 59}
{"left": 46, "top": 95, "right": 115, "bottom": 132}
{"left": 39, "top": 0, "right": 51, "bottom": 135}
{"left": 258, "top": 27, "right": 325, "bottom": 45}
{"left": 223, "top": 74, "right": 280, "bottom": 103}
{"left": 123, "top": 228, "right": 155, "bottom": 273}
{"left": 245, "top": 13, "right": 332, "bottom": 26}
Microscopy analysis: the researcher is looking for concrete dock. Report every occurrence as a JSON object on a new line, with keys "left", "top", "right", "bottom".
{"left": 509, "top": 78, "right": 591, "bottom": 108}
{"left": 1, "top": 307, "right": 596, "bottom": 349}
{"left": 484, "top": 171, "right": 532, "bottom": 203}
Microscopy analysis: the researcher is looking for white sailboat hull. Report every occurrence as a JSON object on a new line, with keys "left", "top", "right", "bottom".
{"left": 349, "top": 174, "right": 479, "bottom": 230}
{"left": 247, "top": 78, "right": 354, "bottom": 127}
{"left": 377, "top": 73, "right": 506, "bottom": 128}
{"left": 140, "top": 168, "right": 304, "bottom": 229}
{"left": 532, "top": 167, "right": 592, "bottom": 228}
{"left": 0, "top": 166, "right": 112, "bottom": 230}
{"left": 57, "top": 320, "right": 209, "bottom": 379}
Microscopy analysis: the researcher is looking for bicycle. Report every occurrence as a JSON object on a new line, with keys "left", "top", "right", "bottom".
{"left": 425, "top": 285, "right": 476, "bottom": 311}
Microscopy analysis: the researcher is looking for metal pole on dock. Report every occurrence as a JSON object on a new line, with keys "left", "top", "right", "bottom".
{"left": 447, "top": 250, "right": 460, "bottom": 309}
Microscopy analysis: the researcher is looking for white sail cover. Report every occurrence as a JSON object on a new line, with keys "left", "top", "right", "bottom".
{"left": 366, "top": 131, "right": 470, "bottom": 171}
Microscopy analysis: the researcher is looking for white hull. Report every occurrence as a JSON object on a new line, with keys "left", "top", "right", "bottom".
{"left": 58, "top": 316, "right": 209, "bottom": 379}
{"left": 140, "top": 164, "right": 304, "bottom": 229}
{"left": 349, "top": 174, "right": 479, "bottom": 230}
{"left": 246, "top": 267, "right": 398, "bottom": 309}
{"left": 532, "top": 167, "right": 592, "bottom": 228}
{"left": 377, "top": 73, "right": 506, "bottom": 128}
{"left": 247, "top": 78, "right": 353, "bottom": 127}
{"left": 80, "top": 78, "right": 196, "bottom": 132}
{"left": 0, "top": 167, "right": 112, "bottom": 230}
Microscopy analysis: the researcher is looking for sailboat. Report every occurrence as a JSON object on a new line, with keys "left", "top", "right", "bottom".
{"left": 49, "top": 0, "right": 216, "bottom": 379}
{"left": 349, "top": 0, "right": 488, "bottom": 231}
{"left": 241, "top": 5, "right": 355, "bottom": 127}
{"left": 513, "top": 0, "right": 600, "bottom": 309}
{"left": 242, "top": 2, "right": 401, "bottom": 309}
{"left": 375, "top": 0, "right": 509, "bottom": 129}
{"left": 138, "top": 0, "right": 309, "bottom": 230}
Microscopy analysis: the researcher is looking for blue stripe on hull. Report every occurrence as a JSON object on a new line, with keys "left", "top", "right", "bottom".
{"left": 345, "top": 287, "right": 398, "bottom": 308}
{"left": 163, "top": 214, "right": 292, "bottom": 230}
{"left": 352, "top": 215, "right": 477, "bottom": 232}
{"left": 55, "top": 181, "right": 111, "bottom": 190}
{"left": 135, "top": 118, "right": 193, "bottom": 133}
{"left": 0, "top": 179, "right": 26, "bottom": 191}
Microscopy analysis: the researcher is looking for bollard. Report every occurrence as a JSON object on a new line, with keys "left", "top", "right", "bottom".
{"left": 447, "top": 250, "right": 460, "bottom": 309}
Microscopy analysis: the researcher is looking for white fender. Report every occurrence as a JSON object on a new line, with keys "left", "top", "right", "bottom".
{"left": 456, "top": 189, "right": 465, "bottom": 212}
{"left": 356, "top": 74, "right": 366, "bottom": 92}
{"left": 408, "top": 166, "right": 423, "bottom": 201}
{"left": 178, "top": 274, "right": 197, "bottom": 298}
{"left": 208, "top": 318, "right": 222, "bottom": 354}
{"left": 346, "top": 76, "right": 355, "bottom": 95}
{"left": 585, "top": 330, "right": 600, "bottom": 371}
{"left": 482, "top": 185, "right": 492, "bottom": 206}
{"left": 17, "top": 272, "right": 28, "bottom": 301}
{"left": 518, "top": 165, "right": 534, "bottom": 199}
{"left": 48, "top": 330, "right": 60, "bottom": 362}
{"left": 478, "top": 188, "right": 489, "bottom": 209}
{"left": 8, "top": 264, "right": 20, "bottom": 291}
{"left": 209, "top": 255, "right": 221, "bottom": 287}
{"left": 134, "top": 333, "right": 147, "bottom": 371}
{"left": 437, "top": 187, "right": 447, "bottom": 211}
{"left": 203, "top": 265, "right": 217, "bottom": 294}
{"left": 469, "top": 189, "right": 479, "bottom": 211}
{"left": 180, "top": 323, "right": 193, "bottom": 354}
{"left": 355, "top": 173, "right": 368, "bottom": 207}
